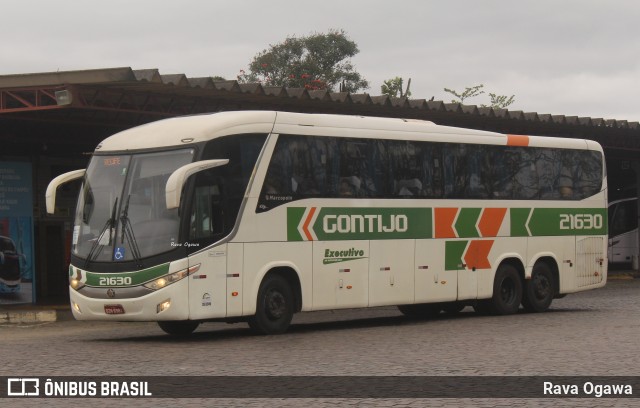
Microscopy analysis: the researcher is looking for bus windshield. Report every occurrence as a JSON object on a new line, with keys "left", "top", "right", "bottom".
{"left": 73, "top": 149, "right": 195, "bottom": 264}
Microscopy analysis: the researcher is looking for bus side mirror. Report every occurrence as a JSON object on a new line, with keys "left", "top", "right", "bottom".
{"left": 165, "top": 159, "right": 229, "bottom": 209}
{"left": 46, "top": 169, "right": 86, "bottom": 214}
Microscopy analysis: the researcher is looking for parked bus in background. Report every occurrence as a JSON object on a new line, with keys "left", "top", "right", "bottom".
{"left": 0, "top": 235, "right": 22, "bottom": 293}
{"left": 608, "top": 197, "right": 638, "bottom": 265}
{"left": 46, "top": 111, "right": 608, "bottom": 335}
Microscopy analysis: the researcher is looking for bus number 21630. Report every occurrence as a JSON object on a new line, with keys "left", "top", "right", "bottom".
{"left": 559, "top": 213, "right": 603, "bottom": 230}
{"left": 99, "top": 277, "right": 132, "bottom": 286}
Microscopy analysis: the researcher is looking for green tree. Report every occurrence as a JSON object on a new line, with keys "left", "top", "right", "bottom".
{"left": 444, "top": 84, "right": 515, "bottom": 109}
{"left": 444, "top": 84, "right": 485, "bottom": 104}
{"left": 237, "top": 29, "right": 369, "bottom": 92}
{"left": 486, "top": 93, "right": 515, "bottom": 109}
{"left": 381, "top": 77, "right": 412, "bottom": 98}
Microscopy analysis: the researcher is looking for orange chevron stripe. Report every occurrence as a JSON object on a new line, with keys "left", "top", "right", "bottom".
{"left": 478, "top": 208, "right": 507, "bottom": 237}
{"left": 435, "top": 208, "right": 458, "bottom": 238}
{"left": 302, "top": 207, "right": 317, "bottom": 241}
{"left": 464, "top": 240, "right": 494, "bottom": 270}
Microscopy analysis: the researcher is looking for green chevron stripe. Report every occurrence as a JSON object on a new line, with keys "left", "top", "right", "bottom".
{"left": 445, "top": 240, "right": 468, "bottom": 271}
{"left": 455, "top": 208, "right": 482, "bottom": 238}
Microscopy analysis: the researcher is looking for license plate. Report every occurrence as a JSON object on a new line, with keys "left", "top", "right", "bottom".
{"left": 104, "top": 304, "right": 125, "bottom": 315}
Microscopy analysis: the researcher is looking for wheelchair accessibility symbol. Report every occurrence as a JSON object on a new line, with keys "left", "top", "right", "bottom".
{"left": 114, "top": 247, "right": 125, "bottom": 260}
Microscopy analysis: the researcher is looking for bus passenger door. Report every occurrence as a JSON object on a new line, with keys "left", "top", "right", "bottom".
{"left": 414, "top": 240, "right": 457, "bottom": 303}
{"left": 188, "top": 244, "right": 227, "bottom": 320}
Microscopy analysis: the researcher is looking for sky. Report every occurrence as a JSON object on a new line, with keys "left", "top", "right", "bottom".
{"left": 2, "top": 0, "right": 639, "bottom": 122}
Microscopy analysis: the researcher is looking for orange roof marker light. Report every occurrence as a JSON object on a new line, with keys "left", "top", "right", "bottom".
{"left": 507, "top": 134, "right": 530, "bottom": 146}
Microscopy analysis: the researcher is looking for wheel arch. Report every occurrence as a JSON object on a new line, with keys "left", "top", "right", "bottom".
{"left": 494, "top": 255, "right": 526, "bottom": 286}
{"left": 247, "top": 262, "right": 303, "bottom": 315}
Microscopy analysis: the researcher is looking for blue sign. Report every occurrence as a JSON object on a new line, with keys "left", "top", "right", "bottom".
{"left": 114, "top": 247, "right": 126, "bottom": 261}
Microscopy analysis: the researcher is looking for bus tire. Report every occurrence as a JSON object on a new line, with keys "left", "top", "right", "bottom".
{"left": 522, "top": 262, "right": 555, "bottom": 312}
{"left": 158, "top": 320, "right": 199, "bottom": 336}
{"left": 490, "top": 263, "right": 522, "bottom": 315}
{"left": 248, "top": 274, "right": 294, "bottom": 335}
{"left": 397, "top": 303, "right": 441, "bottom": 318}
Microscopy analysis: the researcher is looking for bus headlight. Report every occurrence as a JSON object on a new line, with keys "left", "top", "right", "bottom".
{"left": 144, "top": 264, "right": 200, "bottom": 290}
{"left": 70, "top": 278, "right": 85, "bottom": 291}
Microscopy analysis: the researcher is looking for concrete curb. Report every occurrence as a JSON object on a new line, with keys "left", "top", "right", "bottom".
{"left": 609, "top": 273, "right": 639, "bottom": 280}
{"left": 0, "top": 309, "right": 58, "bottom": 325}
{"left": 608, "top": 270, "right": 640, "bottom": 280}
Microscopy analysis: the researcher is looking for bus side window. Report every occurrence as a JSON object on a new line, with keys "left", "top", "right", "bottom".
{"left": 556, "top": 150, "right": 577, "bottom": 198}
{"left": 495, "top": 147, "right": 537, "bottom": 200}
{"left": 339, "top": 139, "right": 369, "bottom": 197}
{"left": 412, "top": 141, "right": 443, "bottom": 199}
{"left": 466, "top": 144, "right": 489, "bottom": 199}
{"left": 575, "top": 151, "right": 603, "bottom": 199}
{"left": 443, "top": 143, "right": 470, "bottom": 198}
{"left": 386, "top": 140, "right": 426, "bottom": 198}
{"left": 190, "top": 184, "right": 224, "bottom": 239}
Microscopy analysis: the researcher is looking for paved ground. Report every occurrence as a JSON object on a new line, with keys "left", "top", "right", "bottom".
{"left": 1, "top": 278, "right": 639, "bottom": 407}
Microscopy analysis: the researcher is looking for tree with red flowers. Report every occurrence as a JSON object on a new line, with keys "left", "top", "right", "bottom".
{"left": 238, "top": 29, "right": 369, "bottom": 93}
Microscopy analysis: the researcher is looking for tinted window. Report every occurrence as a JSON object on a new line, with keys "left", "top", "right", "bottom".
{"left": 257, "top": 134, "right": 603, "bottom": 211}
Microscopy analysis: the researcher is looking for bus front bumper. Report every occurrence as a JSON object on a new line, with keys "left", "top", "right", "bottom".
{"left": 69, "top": 279, "right": 190, "bottom": 321}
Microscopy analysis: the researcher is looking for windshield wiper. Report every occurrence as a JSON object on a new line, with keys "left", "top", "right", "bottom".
{"left": 120, "top": 195, "right": 143, "bottom": 268}
{"left": 85, "top": 197, "right": 118, "bottom": 268}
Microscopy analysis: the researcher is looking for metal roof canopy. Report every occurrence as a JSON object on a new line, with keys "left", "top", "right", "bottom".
{"left": 1, "top": 67, "right": 639, "bottom": 159}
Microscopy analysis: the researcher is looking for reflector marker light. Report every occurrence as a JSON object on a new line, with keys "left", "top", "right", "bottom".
{"left": 157, "top": 299, "right": 171, "bottom": 313}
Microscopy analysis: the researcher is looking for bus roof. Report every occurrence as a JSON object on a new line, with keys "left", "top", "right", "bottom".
{"left": 95, "top": 110, "right": 601, "bottom": 153}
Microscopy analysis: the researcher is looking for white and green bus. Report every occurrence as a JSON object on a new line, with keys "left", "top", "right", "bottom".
{"left": 46, "top": 111, "right": 607, "bottom": 335}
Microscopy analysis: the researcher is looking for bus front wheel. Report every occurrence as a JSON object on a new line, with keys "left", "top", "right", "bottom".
{"left": 158, "top": 320, "right": 199, "bottom": 336}
{"left": 248, "top": 274, "right": 294, "bottom": 335}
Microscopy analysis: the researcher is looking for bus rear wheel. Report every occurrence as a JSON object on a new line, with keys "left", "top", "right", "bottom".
{"left": 489, "top": 264, "right": 522, "bottom": 315}
{"left": 248, "top": 274, "right": 294, "bottom": 335}
{"left": 522, "top": 262, "right": 555, "bottom": 312}
{"left": 158, "top": 320, "right": 199, "bottom": 336}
